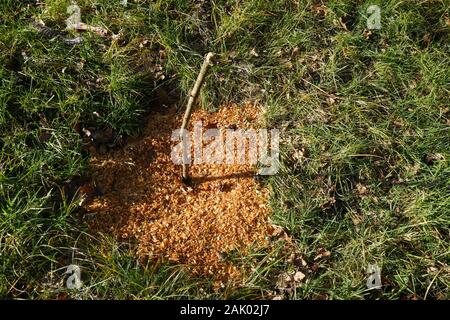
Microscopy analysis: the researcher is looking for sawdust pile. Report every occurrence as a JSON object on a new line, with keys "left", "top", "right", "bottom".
{"left": 84, "top": 102, "right": 273, "bottom": 282}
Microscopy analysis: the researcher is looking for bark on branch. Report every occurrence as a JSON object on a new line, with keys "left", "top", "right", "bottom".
{"left": 180, "top": 52, "right": 215, "bottom": 182}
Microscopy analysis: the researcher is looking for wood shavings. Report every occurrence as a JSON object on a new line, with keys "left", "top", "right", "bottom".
{"left": 84, "top": 103, "right": 271, "bottom": 284}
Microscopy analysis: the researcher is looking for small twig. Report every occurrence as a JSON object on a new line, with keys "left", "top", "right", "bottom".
{"left": 180, "top": 52, "right": 215, "bottom": 183}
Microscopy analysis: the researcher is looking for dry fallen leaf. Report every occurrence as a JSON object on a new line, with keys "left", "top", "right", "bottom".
{"left": 314, "top": 248, "right": 331, "bottom": 261}
{"left": 356, "top": 183, "right": 368, "bottom": 196}
{"left": 293, "top": 271, "right": 305, "bottom": 282}
{"left": 72, "top": 22, "right": 108, "bottom": 37}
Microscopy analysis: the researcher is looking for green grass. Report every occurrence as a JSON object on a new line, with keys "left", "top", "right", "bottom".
{"left": 0, "top": 0, "right": 449, "bottom": 299}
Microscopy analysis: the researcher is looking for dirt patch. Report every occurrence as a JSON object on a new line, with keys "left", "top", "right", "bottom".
{"left": 83, "top": 102, "right": 273, "bottom": 283}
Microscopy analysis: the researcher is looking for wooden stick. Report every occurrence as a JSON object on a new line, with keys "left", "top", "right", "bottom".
{"left": 181, "top": 52, "right": 215, "bottom": 182}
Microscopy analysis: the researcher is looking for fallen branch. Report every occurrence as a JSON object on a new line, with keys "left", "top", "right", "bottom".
{"left": 180, "top": 52, "right": 215, "bottom": 183}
